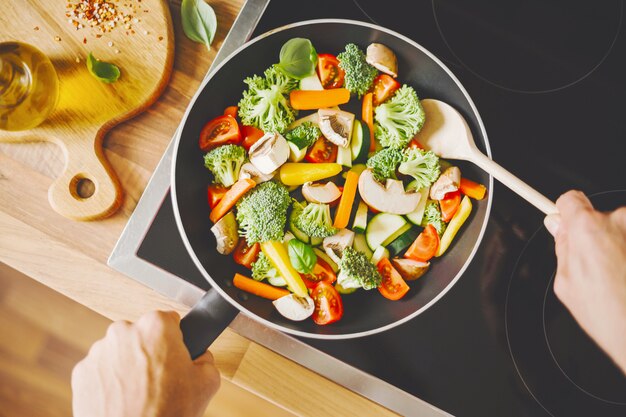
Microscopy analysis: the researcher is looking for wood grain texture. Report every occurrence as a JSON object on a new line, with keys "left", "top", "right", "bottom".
{"left": 0, "top": 1, "right": 400, "bottom": 415}
{"left": 0, "top": 0, "right": 174, "bottom": 220}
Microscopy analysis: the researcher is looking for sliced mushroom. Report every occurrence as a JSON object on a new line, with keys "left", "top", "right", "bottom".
{"left": 239, "top": 162, "right": 275, "bottom": 183}
{"left": 210, "top": 211, "right": 239, "bottom": 255}
{"left": 323, "top": 229, "right": 355, "bottom": 264}
{"left": 273, "top": 294, "right": 314, "bottom": 321}
{"left": 358, "top": 168, "right": 421, "bottom": 215}
{"left": 249, "top": 132, "right": 290, "bottom": 174}
{"left": 391, "top": 258, "right": 430, "bottom": 281}
{"left": 302, "top": 181, "right": 342, "bottom": 204}
{"left": 430, "top": 166, "right": 461, "bottom": 200}
{"left": 318, "top": 109, "right": 355, "bottom": 148}
{"left": 366, "top": 43, "right": 398, "bottom": 78}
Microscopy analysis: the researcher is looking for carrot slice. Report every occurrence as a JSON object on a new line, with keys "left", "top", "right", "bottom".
{"left": 459, "top": 178, "right": 487, "bottom": 200}
{"left": 209, "top": 178, "right": 255, "bottom": 223}
{"left": 289, "top": 88, "right": 350, "bottom": 110}
{"left": 233, "top": 273, "right": 290, "bottom": 300}
{"left": 333, "top": 170, "right": 360, "bottom": 229}
{"left": 362, "top": 92, "right": 376, "bottom": 152}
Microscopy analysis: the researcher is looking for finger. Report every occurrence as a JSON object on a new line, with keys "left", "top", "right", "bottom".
{"left": 544, "top": 214, "right": 561, "bottom": 237}
{"left": 556, "top": 190, "right": 594, "bottom": 221}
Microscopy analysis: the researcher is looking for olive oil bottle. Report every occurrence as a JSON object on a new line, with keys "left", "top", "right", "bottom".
{"left": 0, "top": 42, "right": 59, "bottom": 131}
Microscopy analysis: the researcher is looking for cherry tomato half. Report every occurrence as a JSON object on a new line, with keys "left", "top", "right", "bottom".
{"left": 223, "top": 105, "right": 238, "bottom": 119}
{"left": 241, "top": 125, "right": 265, "bottom": 151}
{"left": 300, "top": 258, "right": 337, "bottom": 290}
{"left": 233, "top": 240, "right": 260, "bottom": 269}
{"left": 317, "top": 53, "right": 345, "bottom": 89}
{"left": 311, "top": 281, "right": 343, "bottom": 325}
{"left": 377, "top": 258, "right": 410, "bottom": 301}
{"left": 199, "top": 114, "right": 241, "bottom": 151}
{"left": 439, "top": 190, "right": 461, "bottom": 222}
{"left": 305, "top": 136, "right": 338, "bottom": 163}
{"left": 404, "top": 224, "right": 440, "bottom": 262}
{"left": 207, "top": 184, "right": 228, "bottom": 209}
{"left": 371, "top": 74, "right": 400, "bottom": 107}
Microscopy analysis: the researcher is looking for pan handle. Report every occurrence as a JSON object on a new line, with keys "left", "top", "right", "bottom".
{"left": 180, "top": 289, "right": 239, "bottom": 360}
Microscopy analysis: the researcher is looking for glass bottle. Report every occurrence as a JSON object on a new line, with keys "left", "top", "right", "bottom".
{"left": 0, "top": 42, "right": 59, "bottom": 131}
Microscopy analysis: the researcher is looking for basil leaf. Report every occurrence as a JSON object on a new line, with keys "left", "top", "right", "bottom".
{"left": 288, "top": 239, "right": 317, "bottom": 274}
{"left": 86, "top": 52, "right": 120, "bottom": 83}
{"left": 181, "top": 0, "right": 217, "bottom": 50}
{"left": 277, "top": 38, "right": 317, "bottom": 79}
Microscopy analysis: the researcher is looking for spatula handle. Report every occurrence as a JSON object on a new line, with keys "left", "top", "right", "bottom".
{"left": 471, "top": 150, "right": 558, "bottom": 215}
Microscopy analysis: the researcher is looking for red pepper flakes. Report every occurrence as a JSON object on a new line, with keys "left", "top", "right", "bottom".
{"left": 65, "top": 0, "right": 146, "bottom": 34}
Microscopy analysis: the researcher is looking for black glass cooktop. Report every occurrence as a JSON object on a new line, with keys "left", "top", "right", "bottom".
{"left": 137, "top": 1, "right": 626, "bottom": 415}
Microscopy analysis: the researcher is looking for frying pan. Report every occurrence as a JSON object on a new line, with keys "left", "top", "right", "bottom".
{"left": 172, "top": 19, "right": 493, "bottom": 358}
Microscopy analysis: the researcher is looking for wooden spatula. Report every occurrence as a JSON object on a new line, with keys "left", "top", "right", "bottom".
{"left": 417, "top": 99, "right": 558, "bottom": 215}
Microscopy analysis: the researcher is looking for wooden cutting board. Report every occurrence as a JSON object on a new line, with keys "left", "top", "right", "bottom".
{"left": 0, "top": 0, "right": 174, "bottom": 220}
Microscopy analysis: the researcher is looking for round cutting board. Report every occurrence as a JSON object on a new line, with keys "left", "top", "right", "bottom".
{"left": 0, "top": 0, "right": 174, "bottom": 220}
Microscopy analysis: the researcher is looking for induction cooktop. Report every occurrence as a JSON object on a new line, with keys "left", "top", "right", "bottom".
{"left": 110, "top": 1, "right": 626, "bottom": 415}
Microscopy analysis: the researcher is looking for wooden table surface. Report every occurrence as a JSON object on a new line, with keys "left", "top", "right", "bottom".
{"left": 0, "top": 1, "right": 397, "bottom": 415}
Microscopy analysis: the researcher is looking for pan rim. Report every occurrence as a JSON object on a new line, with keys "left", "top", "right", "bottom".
{"left": 171, "top": 18, "right": 494, "bottom": 339}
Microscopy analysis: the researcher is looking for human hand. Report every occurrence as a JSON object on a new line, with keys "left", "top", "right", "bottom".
{"left": 72, "top": 310, "right": 220, "bottom": 417}
{"left": 544, "top": 190, "right": 626, "bottom": 373}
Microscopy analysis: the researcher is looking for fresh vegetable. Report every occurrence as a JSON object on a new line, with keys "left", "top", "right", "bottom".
{"left": 261, "top": 241, "right": 309, "bottom": 297}
{"left": 391, "top": 258, "right": 430, "bottom": 281}
{"left": 398, "top": 147, "right": 440, "bottom": 190}
{"left": 302, "top": 182, "right": 342, "bottom": 204}
{"left": 371, "top": 74, "right": 400, "bottom": 106}
{"left": 460, "top": 177, "right": 487, "bottom": 200}
{"left": 366, "top": 147, "right": 402, "bottom": 181}
{"left": 181, "top": 0, "right": 217, "bottom": 50}
{"left": 336, "top": 247, "right": 382, "bottom": 290}
{"left": 352, "top": 200, "right": 369, "bottom": 234}
{"left": 251, "top": 252, "right": 281, "bottom": 281}
{"left": 203, "top": 144, "right": 246, "bottom": 187}
{"left": 233, "top": 240, "right": 260, "bottom": 269}
{"left": 337, "top": 43, "right": 378, "bottom": 98}
{"left": 440, "top": 190, "right": 461, "bottom": 222}
{"left": 365, "top": 43, "right": 398, "bottom": 78}
{"left": 311, "top": 281, "right": 344, "bottom": 325}
{"left": 210, "top": 211, "right": 239, "bottom": 255}
{"left": 436, "top": 195, "right": 472, "bottom": 257}
{"left": 377, "top": 258, "right": 410, "bottom": 301}
{"left": 336, "top": 142, "right": 352, "bottom": 167}
{"left": 86, "top": 52, "right": 120, "bottom": 83}
{"left": 299, "top": 73, "right": 325, "bottom": 90}
{"left": 386, "top": 227, "right": 420, "bottom": 257}
{"left": 287, "top": 142, "right": 307, "bottom": 162}
{"left": 284, "top": 121, "right": 321, "bottom": 149}
{"left": 239, "top": 162, "right": 275, "bottom": 184}
{"left": 374, "top": 85, "right": 425, "bottom": 148}
{"left": 294, "top": 202, "right": 337, "bottom": 238}
{"left": 210, "top": 178, "right": 255, "bottom": 224}
{"left": 405, "top": 186, "right": 430, "bottom": 226}
{"left": 333, "top": 171, "right": 359, "bottom": 229}
{"left": 277, "top": 38, "right": 318, "bottom": 79}
{"left": 362, "top": 93, "right": 376, "bottom": 152}
{"left": 350, "top": 120, "right": 371, "bottom": 163}
{"left": 422, "top": 201, "right": 447, "bottom": 237}
{"left": 300, "top": 257, "right": 337, "bottom": 289}
{"left": 273, "top": 294, "right": 315, "bottom": 321}
{"left": 207, "top": 184, "right": 227, "bottom": 209}
{"left": 288, "top": 239, "right": 317, "bottom": 274}
{"left": 318, "top": 109, "right": 355, "bottom": 148}
{"left": 279, "top": 162, "right": 342, "bottom": 186}
{"left": 317, "top": 53, "right": 345, "bottom": 89}
{"left": 288, "top": 200, "right": 310, "bottom": 244}
{"left": 430, "top": 166, "right": 461, "bottom": 200}
{"left": 305, "top": 136, "right": 338, "bottom": 163}
{"left": 199, "top": 114, "right": 242, "bottom": 151}
{"left": 233, "top": 273, "right": 290, "bottom": 300}
{"left": 370, "top": 246, "right": 390, "bottom": 266}
{"left": 236, "top": 181, "right": 291, "bottom": 244}
{"left": 248, "top": 132, "right": 290, "bottom": 175}
{"left": 358, "top": 169, "right": 421, "bottom": 215}
{"left": 323, "top": 229, "right": 355, "bottom": 264}
{"left": 405, "top": 224, "right": 439, "bottom": 262}
{"left": 352, "top": 232, "right": 373, "bottom": 259}
{"left": 335, "top": 282, "right": 358, "bottom": 295}
{"left": 290, "top": 88, "right": 350, "bottom": 110}
{"left": 241, "top": 125, "right": 265, "bottom": 150}
{"left": 313, "top": 247, "right": 339, "bottom": 273}
{"left": 223, "top": 105, "right": 238, "bottom": 118}
{"left": 238, "top": 65, "right": 299, "bottom": 134}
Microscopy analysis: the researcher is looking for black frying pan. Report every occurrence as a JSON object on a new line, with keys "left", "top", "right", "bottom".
{"left": 172, "top": 20, "right": 493, "bottom": 359}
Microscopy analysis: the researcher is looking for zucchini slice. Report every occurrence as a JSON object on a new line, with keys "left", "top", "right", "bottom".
{"left": 353, "top": 233, "right": 374, "bottom": 259}
{"left": 350, "top": 120, "right": 370, "bottom": 164}
{"left": 352, "top": 200, "right": 368, "bottom": 234}
{"left": 365, "top": 213, "right": 408, "bottom": 250}
{"left": 387, "top": 226, "right": 421, "bottom": 257}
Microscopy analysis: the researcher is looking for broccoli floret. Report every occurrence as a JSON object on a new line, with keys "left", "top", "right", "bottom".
{"left": 236, "top": 181, "right": 292, "bottom": 244}
{"left": 294, "top": 202, "right": 337, "bottom": 238}
{"left": 238, "top": 65, "right": 299, "bottom": 134}
{"left": 203, "top": 144, "right": 246, "bottom": 187}
{"left": 250, "top": 252, "right": 279, "bottom": 280}
{"left": 366, "top": 147, "right": 403, "bottom": 181}
{"left": 374, "top": 85, "right": 426, "bottom": 148}
{"left": 422, "top": 201, "right": 447, "bottom": 236}
{"left": 398, "top": 147, "right": 440, "bottom": 190}
{"left": 337, "top": 43, "right": 378, "bottom": 98}
{"left": 284, "top": 122, "right": 321, "bottom": 149}
{"left": 337, "top": 247, "right": 382, "bottom": 290}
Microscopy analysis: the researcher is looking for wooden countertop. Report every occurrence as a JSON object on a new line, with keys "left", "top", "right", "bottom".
{"left": 0, "top": 1, "right": 397, "bottom": 415}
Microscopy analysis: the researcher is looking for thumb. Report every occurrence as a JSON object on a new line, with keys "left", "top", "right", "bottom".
{"left": 544, "top": 214, "right": 561, "bottom": 237}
